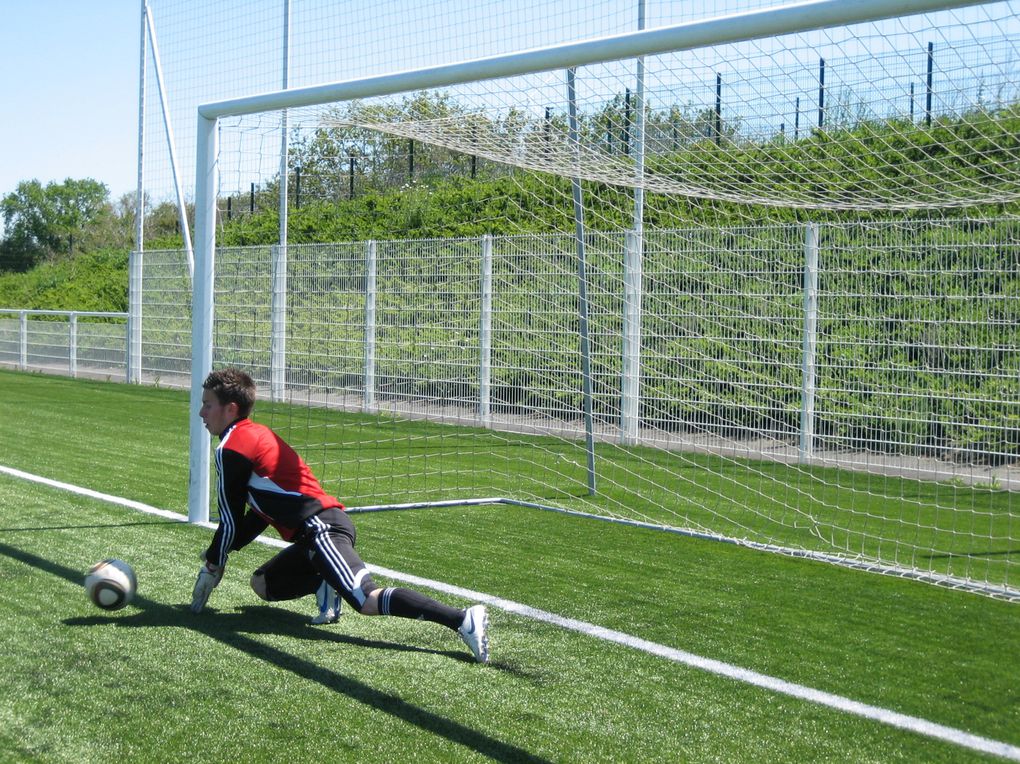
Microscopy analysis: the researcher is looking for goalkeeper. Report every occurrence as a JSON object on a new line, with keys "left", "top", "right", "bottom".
{"left": 190, "top": 367, "right": 489, "bottom": 663}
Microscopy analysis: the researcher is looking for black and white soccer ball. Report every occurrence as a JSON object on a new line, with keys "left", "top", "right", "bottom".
{"left": 84, "top": 558, "right": 137, "bottom": 611}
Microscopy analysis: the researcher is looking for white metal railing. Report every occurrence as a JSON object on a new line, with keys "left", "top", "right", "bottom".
{"left": 3, "top": 220, "right": 1016, "bottom": 483}
{"left": 0, "top": 310, "right": 131, "bottom": 381}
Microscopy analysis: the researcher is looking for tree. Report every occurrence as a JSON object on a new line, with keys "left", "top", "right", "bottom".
{"left": 50, "top": 178, "right": 112, "bottom": 252}
{"left": 287, "top": 92, "right": 499, "bottom": 203}
{"left": 0, "top": 180, "right": 54, "bottom": 270}
{"left": 0, "top": 178, "right": 115, "bottom": 271}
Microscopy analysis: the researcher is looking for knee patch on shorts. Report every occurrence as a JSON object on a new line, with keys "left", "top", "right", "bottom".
{"left": 250, "top": 572, "right": 270, "bottom": 601}
{"left": 348, "top": 569, "right": 378, "bottom": 612}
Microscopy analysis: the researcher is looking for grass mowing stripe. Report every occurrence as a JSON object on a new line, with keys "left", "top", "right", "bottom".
{"left": 0, "top": 464, "right": 190, "bottom": 523}
{"left": 3, "top": 462, "right": 1017, "bottom": 763}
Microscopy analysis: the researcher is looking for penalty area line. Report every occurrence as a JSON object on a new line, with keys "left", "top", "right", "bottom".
{"left": 3, "top": 463, "right": 1018, "bottom": 763}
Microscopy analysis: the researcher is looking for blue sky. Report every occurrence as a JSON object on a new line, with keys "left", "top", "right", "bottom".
{"left": 0, "top": 1, "right": 140, "bottom": 200}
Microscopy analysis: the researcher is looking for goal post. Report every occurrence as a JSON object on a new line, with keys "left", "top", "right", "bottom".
{"left": 188, "top": 114, "right": 217, "bottom": 522}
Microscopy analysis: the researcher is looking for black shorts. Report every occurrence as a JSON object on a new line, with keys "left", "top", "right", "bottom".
{"left": 254, "top": 508, "right": 378, "bottom": 609}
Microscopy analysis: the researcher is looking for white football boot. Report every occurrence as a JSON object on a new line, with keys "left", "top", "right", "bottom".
{"left": 312, "top": 579, "right": 343, "bottom": 624}
{"left": 458, "top": 604, "right": 490, "bottom": 663}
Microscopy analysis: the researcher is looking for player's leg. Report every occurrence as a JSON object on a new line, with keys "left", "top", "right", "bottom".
{"left": 306, "top": 509, "right": 462, "bottom": 627}
{"left": 250, "top": 542, "right": 342, "bottom": 624}
{"left": 250, "top": 542, "right": 320, "bottom": 602}
{"left": 305, "top": 509, "right": 490, "bottom": 662}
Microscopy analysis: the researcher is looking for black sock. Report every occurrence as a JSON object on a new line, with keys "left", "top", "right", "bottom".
{"left": 379, "top": 588, "right": 464, "bottom": 630}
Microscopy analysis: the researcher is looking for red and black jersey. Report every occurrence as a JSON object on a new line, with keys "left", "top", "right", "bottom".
{"left": 205, "top": 418, "right": 344, "bottom": 568}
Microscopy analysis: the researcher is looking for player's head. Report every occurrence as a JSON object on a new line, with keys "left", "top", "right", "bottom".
{"left": 201, "top": 367, "right": 257, "bottom": 426}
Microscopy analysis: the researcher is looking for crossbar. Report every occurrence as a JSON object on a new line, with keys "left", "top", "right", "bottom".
{"left": 197, "top": 0, "right": 985, "bottom": 120}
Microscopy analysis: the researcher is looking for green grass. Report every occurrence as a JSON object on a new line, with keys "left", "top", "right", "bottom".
{"left": 0, "top": 369, "right": 1018, "bottom": 762}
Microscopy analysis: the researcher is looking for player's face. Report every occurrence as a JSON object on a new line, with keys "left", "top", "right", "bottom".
{"left": 199, "top": 389, "right": 238, "bottom": 437}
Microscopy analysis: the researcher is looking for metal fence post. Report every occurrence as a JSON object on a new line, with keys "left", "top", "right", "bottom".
{"left": 621, "top": 229, "right": 642, "bottom": 445}
{"left": 270, "top": 243, "right": 288, "bottom": 401}
{"left": 69, "top": 313, "right": 78, "bottom": 378}
{"left": 479, "top": 234, "right": 493, "bottom": 427}
{"left": 19, "top": 311, "right": 27, "bottom": 371}
{"left": 800, "top": 223, "right": 820, "bottom": 462}
{"left": 363, "top": 240, "right": 377, "bottom": 413}
{"left": 128, "top": 249, "right": 143, "bottom": 383}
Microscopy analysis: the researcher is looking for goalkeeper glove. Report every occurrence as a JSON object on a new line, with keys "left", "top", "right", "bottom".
{"left": 190, "top": 561, "right": 224, "bottom": 613}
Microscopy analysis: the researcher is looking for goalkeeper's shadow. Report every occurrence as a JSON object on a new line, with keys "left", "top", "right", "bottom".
{"left": 1, "top": 540, "right": 548, "bottom": 764}
{"left": 64, "top": 596, "right": 472, "bottom": 664}
{"left": 63, "top": 599, "right": 546, "bottom": 763}
{"left": 84, "top": 601, "right": 469, "bottom": 661}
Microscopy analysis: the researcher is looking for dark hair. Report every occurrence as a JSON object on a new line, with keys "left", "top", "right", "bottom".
{"left": 202, "top": 368, "right": 257, "bottom": 419}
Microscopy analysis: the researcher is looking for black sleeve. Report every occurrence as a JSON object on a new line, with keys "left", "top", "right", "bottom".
{"left": 204, "top": 448, "right": 254, "bottom": 568}
{"left": 230, "top": 511, "right": 269, "bottom": 552}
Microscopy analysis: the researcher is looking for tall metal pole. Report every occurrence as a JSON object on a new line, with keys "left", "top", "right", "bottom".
{"left": 128, "top": 250, "right": 143, "bottom": 384}
{"left": 632, "top": 0, "right": 646, "bottom": 229}
{"left": 621, "top": 0, "right": 646, "bottom": 446}
{"left": 130, "top": 0, "right": 147, "bottom": 385}
{"left": 271, "top": 0, "right": 292, "bottom": 401}
{"left": 144, "top": 2, "right": 194, "bottom": 277}
{"left": 567, "top": 68, "right": 597, "bottom": 496}
{"left": 69, "top": 314, "right": 78, "bottom": 379}
{"left": 818, "top": 57, "right": 825, "bottom": 128}
{"left": 363, "top": 240, "right": 378, "bottom": 413}
{"left": 621, "top": 229, "right": 642, "bottom": 446}
{"left": 135, "top": 0, "right": 146, "bottom": 255}
{"left": 715, "top": 72, "right": 723, "bottom": 143}
{"left": 278, "top": 0, "right": 291, "bottom": 242}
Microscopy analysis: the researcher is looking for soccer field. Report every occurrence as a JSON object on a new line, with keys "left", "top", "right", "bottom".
{"left": 0, "top": 370, "right": 1017, "bottom": 762}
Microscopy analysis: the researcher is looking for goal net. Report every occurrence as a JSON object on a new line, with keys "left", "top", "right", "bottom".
{"left": 140, "top": 0, "right": 1019, "bottom": 600}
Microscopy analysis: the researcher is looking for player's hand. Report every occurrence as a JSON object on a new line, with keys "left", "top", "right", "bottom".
{"left": 190, "top": 561, "right": 224, "bottom": 613}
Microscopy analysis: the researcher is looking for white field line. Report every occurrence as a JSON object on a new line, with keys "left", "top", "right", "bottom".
{"left": 3, "top": 462, "right": 1018, "bottom": 763}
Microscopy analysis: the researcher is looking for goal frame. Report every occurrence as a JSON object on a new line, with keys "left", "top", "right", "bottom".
{"left": 188, "top": 0, "right": 988, "bottom": 523}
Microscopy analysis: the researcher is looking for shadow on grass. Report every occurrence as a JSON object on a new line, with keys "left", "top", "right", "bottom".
{"left": 0, "top": 541, "right": 549, "bottom": 764}
{"left": 921, "top": 549, "right": 1020, "bottom": 560}
{"left": 75, "top": 602, "right": 468, "bottom": 660}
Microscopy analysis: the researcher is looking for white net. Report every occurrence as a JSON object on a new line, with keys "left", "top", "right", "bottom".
{"left": 138, "top": 0, "right": 1020, "bottom": 600}
{"left": 314, "top": 31, "right": 1020, "bottom": 211}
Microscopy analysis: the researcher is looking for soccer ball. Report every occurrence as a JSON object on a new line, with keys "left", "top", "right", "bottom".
{"left": 84, "top": 559, "right": 137, "bottom": 611}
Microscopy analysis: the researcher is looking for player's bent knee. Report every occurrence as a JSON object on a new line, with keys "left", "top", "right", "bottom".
{"left": 348, "top": 576, "right": 380, "bottom": 615}
{"left": 357, "top": 588, "right": 381, "bottom": 615}
{"left": 250, "top": 572, "right": 269, "bottom": 600}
